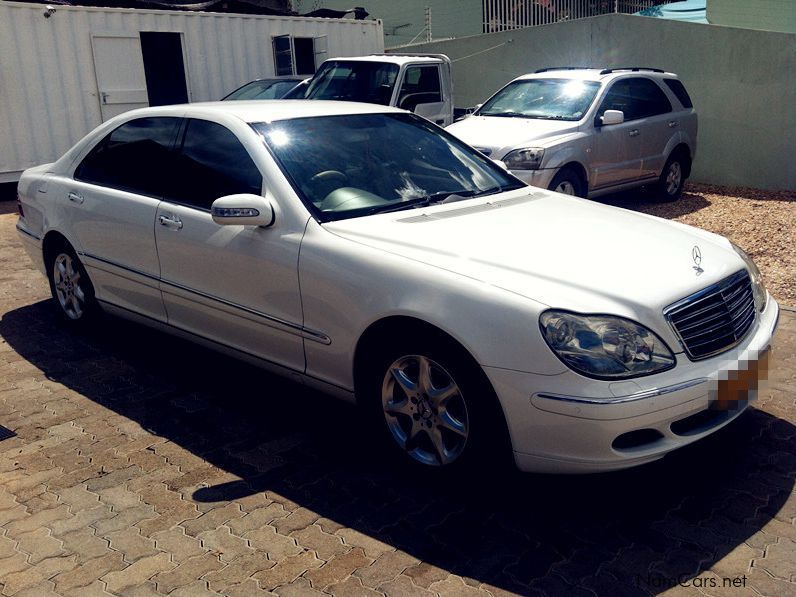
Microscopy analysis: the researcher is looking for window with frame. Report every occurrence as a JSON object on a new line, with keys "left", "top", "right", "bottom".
{"left": 166, "top": 119, "right": 262, "bottom": 210}
{"left": 397, "top": 66, "right": 442, "bottom": 111}
{"left": 598, "top": 77, "right": 673, "bottom": 121}
{"left": 74, "top": 117, "right": 180, "bottom": 197}
{"left": 272, "top": 35, "right": 316, "bottom": 76}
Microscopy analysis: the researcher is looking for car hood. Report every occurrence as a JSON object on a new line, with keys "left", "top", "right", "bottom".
{"left": 446, "top": 115, "right": 580, "bottom": 158}
{"left": 323, "top": 188, "right": 744, "bottom": 337}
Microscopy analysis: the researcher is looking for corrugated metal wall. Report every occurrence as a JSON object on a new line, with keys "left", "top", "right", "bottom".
{"left": 0, "top": 1, "right": 384, "bottom": 180}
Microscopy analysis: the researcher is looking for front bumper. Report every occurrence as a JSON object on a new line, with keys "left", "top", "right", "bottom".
{"left": 509, "top": 168, "right": 558, "bottom": 191}
{"left": 485, "top": 297, "right": 780, "bottom": 473}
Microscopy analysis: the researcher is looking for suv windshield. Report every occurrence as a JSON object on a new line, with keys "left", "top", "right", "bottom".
{"left": 479, "top": 78, "right": 601, "bottom": 121}
{"left": 253, "top": 113, "right": 524, "bottom": 222}
{"left": 303, "top": 61, "right": 399, "bottom": 105}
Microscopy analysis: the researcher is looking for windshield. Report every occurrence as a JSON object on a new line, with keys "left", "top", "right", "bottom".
{"left": 223, "top": 79, "right": 302, "bottom": 101}
{"left": 253, "top": 113, "right": 525, "bottom": 222}
{"left": 478, "top": 79, "right": 601, "bottom": 121}
{"left": 303, "top": 61, "right": 399, "bottom": 105}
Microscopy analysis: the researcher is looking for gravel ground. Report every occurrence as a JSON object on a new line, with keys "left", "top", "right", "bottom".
{"left": 599, "top": 183, "right": 796, "bottom": 306}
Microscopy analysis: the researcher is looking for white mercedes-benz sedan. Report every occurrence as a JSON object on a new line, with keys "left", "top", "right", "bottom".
{"left": 16, "top": 101, "right": 778, "bottom": 473}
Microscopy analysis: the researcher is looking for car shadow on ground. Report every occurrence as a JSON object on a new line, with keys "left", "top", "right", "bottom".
{"left": 593, "top": 187, "right": 712, "bottom": 220}
{"left": 1, "top": 301, "right": 793, "bottom": 595}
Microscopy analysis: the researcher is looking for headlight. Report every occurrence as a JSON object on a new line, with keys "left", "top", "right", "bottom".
{"left": 731, "top": 242, "right": 767, "bottom": 312}
{"left": 540, "top": 311, "right": 676, "bottom": 379}
{"left": 502, "top": 148, "right": 545, "bottom": 170}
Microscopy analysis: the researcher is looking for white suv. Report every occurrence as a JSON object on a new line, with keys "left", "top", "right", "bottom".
{"left": 447, "top": 67, "right": 698, "bottom": 201}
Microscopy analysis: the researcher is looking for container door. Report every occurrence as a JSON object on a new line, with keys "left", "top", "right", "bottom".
{"left": 91, "top": 34, "right": 149, "bottom": 121}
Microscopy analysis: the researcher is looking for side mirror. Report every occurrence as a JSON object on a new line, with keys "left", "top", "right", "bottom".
{"left": 600, "top": 109, "right": 625, "bottom": 126}
{"left": 491, "top": 158, "right": 508, "bottom": 170}
{"left": 211, "top": 194, "right": 275, "bottom": 227}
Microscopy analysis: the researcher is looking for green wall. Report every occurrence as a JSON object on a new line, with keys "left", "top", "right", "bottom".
{"left": 400, "top": 14, "right": 796, "bottom": 190}
{"left": 708, "top": 0, "right": 796, "bottom": 34}
{"left": 297, "top": 0, "right": 483, "bottom": 47}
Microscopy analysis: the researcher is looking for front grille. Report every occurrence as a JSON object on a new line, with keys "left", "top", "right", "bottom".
{"left": 665, "top": 270, "right": 756, "bottom": 360}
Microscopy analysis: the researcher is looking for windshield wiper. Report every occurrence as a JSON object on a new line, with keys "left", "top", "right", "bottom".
{"left": 366, "top": 187, "right": 505, "bottom": 215}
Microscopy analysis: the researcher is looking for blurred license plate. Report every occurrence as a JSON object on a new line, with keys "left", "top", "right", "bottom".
{"left": 709, "top": 349, "right": 770, "bottom": 411}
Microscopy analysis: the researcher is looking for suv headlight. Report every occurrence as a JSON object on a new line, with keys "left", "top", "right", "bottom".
{"left": 731, "top": 242, "right": 767, "bottom": 312}
{"left": 503, "top": 148, "right": 545, "bottom": 170}
{"left": 540, "top": 311, "right": 676, "bottom": 379}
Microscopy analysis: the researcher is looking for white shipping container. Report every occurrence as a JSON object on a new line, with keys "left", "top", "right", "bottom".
{"left": 0, "top": 0, "right": 384, "bottom": 182}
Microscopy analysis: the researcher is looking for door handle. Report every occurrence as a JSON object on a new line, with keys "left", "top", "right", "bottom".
{"left": 158, "top": 214, "right": 183, "bottom": 230}
{"left": 68, "top": 191, "right": 84, "bottom": 204}
{"left": 668, "top": 120, "right": 679, "bottom": 128}
{"left": 629, "top": 129, "right": 640, "bottom": 137}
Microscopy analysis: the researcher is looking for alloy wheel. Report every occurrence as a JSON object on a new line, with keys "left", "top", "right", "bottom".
{"left": 555, "top": 181, "right": 576, "bottom": 195}
{"left": 53, "top": 253, "right": 86, "bottom": 320}
{"left": 665, "top": 161, "right": 682, "bottom": 196}
{"left": 381, "top": 354, "right": 469, "bottom": 466}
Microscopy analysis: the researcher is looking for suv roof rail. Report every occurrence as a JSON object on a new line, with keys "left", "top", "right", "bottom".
{"left": 599, "top": 67, "right": 665, "bottom": 75}
{"left": 534, "top": 66, "right": 594, "bottom": 73}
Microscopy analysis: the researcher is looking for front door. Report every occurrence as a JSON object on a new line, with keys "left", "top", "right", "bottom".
{"left": 154, "top": 118, "right": 305, "bottom": 371}
{"left": 591, "top": 79, "right": 644, "bottom": 189}
{"left": 91, "top": 35, "right": 150, "bottom": 121}
{"left": 396, "top": 65, "right": 449, "bottom": 126}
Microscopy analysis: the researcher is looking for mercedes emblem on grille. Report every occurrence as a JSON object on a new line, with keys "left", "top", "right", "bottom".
{"left": 692, "top": 245, "right": 704, "bottom": 275}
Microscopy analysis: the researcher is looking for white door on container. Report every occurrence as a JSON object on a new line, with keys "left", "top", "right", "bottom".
{"left": 91, "top": 34, "right": 149, "bottom": 121}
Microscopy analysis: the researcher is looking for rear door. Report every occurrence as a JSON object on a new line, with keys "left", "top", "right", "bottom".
{"left": 65, "top": 116, "right": 181, "bottom": 320}
{"left": 626, "top": 78, "right": 675, "bottom": 179}
{"left": 154, "top": 118, "right": 305, "bottom": 371}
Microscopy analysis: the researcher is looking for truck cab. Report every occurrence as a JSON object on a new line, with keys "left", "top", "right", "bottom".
{"left": 296, "top": 54, "right": 454, "bottom": 126}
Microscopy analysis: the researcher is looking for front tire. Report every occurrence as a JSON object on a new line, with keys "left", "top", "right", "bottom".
{"left": 364, "top": 337, "right": 511, "bottom": 473}
{"left": 46, "top": 243, "right": 98, "bottom": 323}
{"left": 548, "top": 167, "right": 586, "bottom": 198}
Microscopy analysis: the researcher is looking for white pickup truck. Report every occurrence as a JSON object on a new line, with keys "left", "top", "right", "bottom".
{"left": 288, "top": 54, "right": 456, "bottom": 127}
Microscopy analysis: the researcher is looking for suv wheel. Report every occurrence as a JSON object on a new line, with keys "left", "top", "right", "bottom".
{"left": 548, "top": 167, "right": 586, "bottom": 198}
{"left": 656, "top": 153, "right": 688, "bottom": 201}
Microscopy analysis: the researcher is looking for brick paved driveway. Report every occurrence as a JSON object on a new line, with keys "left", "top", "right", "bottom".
{"left": 0, "top": 209, "right": 794, "bottom": 597}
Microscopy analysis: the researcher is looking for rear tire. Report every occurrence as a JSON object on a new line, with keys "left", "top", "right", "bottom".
{"left": 46, "top": 242, "right": 98, "bottom": 324}
{"left": 655, "top": 152, "right": 688, "bottom": 201}
{"left": 548, "top": 167, "right": 586, "bottom": 198}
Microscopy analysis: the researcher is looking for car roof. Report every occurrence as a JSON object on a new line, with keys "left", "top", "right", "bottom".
{"left": 515, "top": 68, "right": 679, "bottom": 83}
{"left": 124, "top": 100, "right": 406, "bottom": 124}
{"left": 324, "top": 54, "right": 445, "bottom": 66}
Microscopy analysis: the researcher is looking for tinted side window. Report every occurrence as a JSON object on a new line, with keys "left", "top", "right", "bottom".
{"left": 168, "top": 119, "right": 262, "bottom": 210}
{"left": 398, "top": 66, "right": 442, "bottom": 111}
{"left": 75, "top": 117, "right": 179, "bottom": 196}
{"left": 663, "top": 79, "right": 693, "bottom": 109}
{"left": 598, "top": 78, "right": 672, "bottom": 121}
